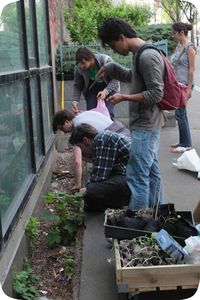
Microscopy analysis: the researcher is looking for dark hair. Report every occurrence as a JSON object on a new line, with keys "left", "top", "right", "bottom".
{"left": 98, "top": 17, "right": 137, "bottom": 47}
{"left": 172, "top": 22, "right": 193, "bottom": 36}
{"left": 52, "top": 110, "right": 74, "bottom": 133}
{"left": 69, "top": 123, "right": 98, "bottom": 145}
{"left": 75, "top": 47, "right": 95, "bottom": 63}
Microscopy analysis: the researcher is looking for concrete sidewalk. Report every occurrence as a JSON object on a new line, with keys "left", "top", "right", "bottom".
{"left": 79, "top": 56, "right": 200, "bottom": 300}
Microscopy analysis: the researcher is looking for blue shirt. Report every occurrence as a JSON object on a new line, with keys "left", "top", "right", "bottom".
{"left": 89, "top": 131, "right": 131, "bottom": 183}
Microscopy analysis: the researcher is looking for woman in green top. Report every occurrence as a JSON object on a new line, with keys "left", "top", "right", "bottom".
{"left": 72, "top": 47, "right": 120, "bottom": 120}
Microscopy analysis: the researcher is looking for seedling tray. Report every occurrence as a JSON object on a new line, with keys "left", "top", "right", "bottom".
{"left": 104, "top": 211, "right": 194, "bottom": 246}
{"left": 114, "top": 239, "right": 200, "bottom": 294}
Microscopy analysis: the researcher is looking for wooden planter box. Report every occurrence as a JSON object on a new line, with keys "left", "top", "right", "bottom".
{"left": 114, "top": 239, "right": 200, "bottom": 294}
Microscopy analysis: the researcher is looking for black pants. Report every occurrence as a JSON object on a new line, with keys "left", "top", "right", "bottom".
{"left": 84, "top": 175, "right": 131, "bottom": 212}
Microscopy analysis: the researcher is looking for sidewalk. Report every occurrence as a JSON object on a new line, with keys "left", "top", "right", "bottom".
{"left": 79, "top": 55, "right": 200, "bottom": 300}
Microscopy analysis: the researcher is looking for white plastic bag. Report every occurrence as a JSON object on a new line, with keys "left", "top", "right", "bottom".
{"left": 173, "top": 149, "right": 200, "bottom": 178}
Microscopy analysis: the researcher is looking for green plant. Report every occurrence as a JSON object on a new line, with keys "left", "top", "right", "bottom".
{"left": 63, "top": 0, "right": 152, "bottom": 44}
{"left": 25, "top": 216, "right": 40, "bottom": 253}
{"left": 62, "top": 255, "right": 75, "bottom": 280}
{"left": 13, "top": 259, "right": 40, "bottom": 300}
{"left": 42, "top": 192, "right": 84, "bottom": 247}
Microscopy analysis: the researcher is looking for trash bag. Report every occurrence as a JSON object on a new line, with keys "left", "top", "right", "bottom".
{"left": 173, "top": 149, "right": 200, "bottom": 178}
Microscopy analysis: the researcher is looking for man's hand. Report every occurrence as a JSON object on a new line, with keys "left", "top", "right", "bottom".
{"left": 79, "top": 187, "right": 87, "bottom": 194}
{"left": 97, "top": 91, "right": 106, "bottom": 101}
{"left": 107, "top": 93, "right": 123, "bottom": 104}
{"left": 71, "top": 184, "right": 81, "bottom": 193}
{"left": 72, "top": 101, "right": 79, "bottom": 115}
{"left": 97, "top": 66, "right": 106, "bottom": 78}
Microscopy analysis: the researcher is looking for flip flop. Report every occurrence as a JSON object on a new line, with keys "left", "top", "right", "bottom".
{"left": 171, "top": 143, "right": 180, "bottom": 148}
{"left": 171, "top": 146, "right": 192, "bottom": 153}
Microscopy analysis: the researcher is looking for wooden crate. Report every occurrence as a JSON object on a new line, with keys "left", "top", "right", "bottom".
{"left": 114, "top": 239, "right": 200, "bottom": 294}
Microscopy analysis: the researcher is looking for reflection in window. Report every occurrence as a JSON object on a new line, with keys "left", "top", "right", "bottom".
{"left": 25, "top": 0, "right": 36, "bottom": 67}
{"left": 36, "top": 0, "right": 49, "bottom": 66}
{"left": 0, "top": 0, "right": 24, "bottom": 73}
{"left": 0, "top": 82, "right": 31, "bottom": 220}
{"left": 30, "top": 78, "right": 43, "bottom": 163}
{"left": 41, "top": 74, "right": 53, "bottom": 146}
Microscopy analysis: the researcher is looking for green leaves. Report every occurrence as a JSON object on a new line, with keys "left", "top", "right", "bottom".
{"left": 43, "top": 191, "right": 84, "bottom": 247}
{"left": 63, "top": 0, "right": 152, "bottom": 44}
{"left": 13, "top": 259, "right": 40, "bottom": 300}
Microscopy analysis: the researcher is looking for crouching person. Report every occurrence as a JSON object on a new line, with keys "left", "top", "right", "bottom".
{"left": 69, "top": 123, "right": 131, "bottom": 212}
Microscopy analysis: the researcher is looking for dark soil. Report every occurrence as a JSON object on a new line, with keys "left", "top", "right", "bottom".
{"left": 29, "top": 149, "right": 84, "bottom": 300}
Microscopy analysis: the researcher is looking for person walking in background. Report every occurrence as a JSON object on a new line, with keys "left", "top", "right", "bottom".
{"left": 71, "top": 46, "right": 120, "bottom": 120}
{"left": 69, "top": 123, "right": 131, "bottom": 212}
{"left": 98, "top": 17, "right": 164, "bottom": 211}
{"left": 171, "top": 22, "right": 196, "bottom": 153}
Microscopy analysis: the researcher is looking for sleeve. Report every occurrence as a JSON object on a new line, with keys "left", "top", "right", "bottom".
{"left": 72, "top": 65, "right": 84, "bottom": 102}
{"left": 139, "top": 51, "right": 164, "bottom": 105}
{"left": 104, "top": 61, "right": 132, "bottom": 83}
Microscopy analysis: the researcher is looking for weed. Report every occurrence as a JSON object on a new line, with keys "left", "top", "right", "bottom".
{"left": 42, "top": 192, "right": 84, "bottom": 247}
{"left": 13, "top": 259, "right": 40, "bottom": 300}
{"left": 25, "top": 216, "right": 40, "bottom": 253}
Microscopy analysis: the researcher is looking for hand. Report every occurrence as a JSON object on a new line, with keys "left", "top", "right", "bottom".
{"left": 107, "top": 93, "right": 123, "bottom": 104}
{"left": 79, "top": 187, "right": 87, "bottom": 194}
{"left": 71, "top": 184, "right": 81, "bottom": 193}
{"left": 97, "top": 91, "right": 106, "bottom": 101}
{"left": 187, "top": 87, "right": 192, "bottom": 99}
{"left": 72, "top": 101, "right": 79, "bottom": 115}
{"left": 97, "top": 66, "right": 106, "bottom": 78}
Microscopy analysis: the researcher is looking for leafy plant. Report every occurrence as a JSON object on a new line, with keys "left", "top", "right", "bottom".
{"left": 62, "top": 255, "right": 75, "bottom": 280}
{"left": 63, "top": 0, "right": 152, "bottom": 44}
{"left": 42, "top": 192, "right": 84, "bottom": 247}
{"left": 25, "top": 216, "right": 40, "bottom": 253}
{"left": 13, "top": 259, "right": 40, "bottom": 300}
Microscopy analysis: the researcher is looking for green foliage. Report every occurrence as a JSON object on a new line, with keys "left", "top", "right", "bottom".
{"left": 41, "top": 192, "right": 84, "bottom": 247}
{"left": 136, "top": 23, "right": 177, "bottom": 55}
{"left": 13, "top": 259, "right": 40, "bottom": 300}
{"left": 63, "top": 0, "right": 152, "bottom": 44}
{"left": 25, "top": 217, "right": 40, "bottom": 253}
{"left": 62, "top": 255, "right": 75, "bottom": 280}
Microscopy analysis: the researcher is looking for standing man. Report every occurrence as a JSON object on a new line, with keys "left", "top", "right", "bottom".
{"left": 72, "top": 46, "right": 120, "bottom": 120}
{"left": 69, "top": 123, "right": 131, "bottom": 212}
{"left": 98, "top": 17, "right": 165, "bottom": 211}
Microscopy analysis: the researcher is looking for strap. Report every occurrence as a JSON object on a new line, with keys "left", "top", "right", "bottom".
{"left": 135, "top": 43, "right": 165, "bottom": 76}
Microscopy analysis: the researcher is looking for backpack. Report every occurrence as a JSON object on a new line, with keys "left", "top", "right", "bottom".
{"left": 135, "top": 44, "right": 188, "bottom": 110}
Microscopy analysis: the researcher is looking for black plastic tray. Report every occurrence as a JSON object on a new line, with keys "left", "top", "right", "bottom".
{"left": 104, "top": 211, "right": 195, "bottom": 246}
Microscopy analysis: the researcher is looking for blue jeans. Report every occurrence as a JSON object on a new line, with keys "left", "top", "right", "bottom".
{"left": 175, "top": 107, "right": 192, "bottom": 147}
{"left": 127, "top": 130, "right": 164, "bottom": 211}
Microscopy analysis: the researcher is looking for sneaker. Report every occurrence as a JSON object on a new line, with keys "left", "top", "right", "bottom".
{"left": 171, "top": 143, "right": 180, "bottom": 148}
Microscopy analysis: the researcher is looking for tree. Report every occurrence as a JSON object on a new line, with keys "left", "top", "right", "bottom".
{"left": 63, "top": 0, "right": 152, "bottom": 44}
{"left": 160, "top": 0, "right": 198, "bottom": 42}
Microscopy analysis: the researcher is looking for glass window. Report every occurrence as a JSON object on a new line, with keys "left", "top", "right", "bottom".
{"left": 36, "top": 0, "right": 49, "bottom": 66}
{"left": 41, "top": 73, "right": 53, "bottom": 146}
{"left": 0, "top": 82, "right": 32, "bottom": 223}
{"left": 25, "top": 0, "right": 36, "bottom": 68}
{"left": 30, "top": 78, "right": 43, "bottom": 164}
{"left": 0, "top": 0, "right": 24, "bottom": 73}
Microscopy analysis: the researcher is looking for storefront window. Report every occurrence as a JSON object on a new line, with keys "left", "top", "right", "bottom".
{"left": 0, "top": 0, "right": 24, "bottom": 73}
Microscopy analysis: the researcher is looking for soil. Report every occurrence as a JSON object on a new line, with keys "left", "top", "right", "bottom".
{"left": 29, "top": 149, "right": 84, "bottom": 300}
